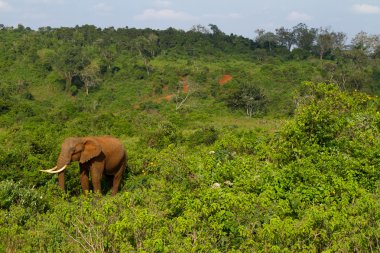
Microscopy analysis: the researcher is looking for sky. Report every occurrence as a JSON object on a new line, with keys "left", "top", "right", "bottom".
{"left": 0, "top": 0, "right": 379, "bottom": 40}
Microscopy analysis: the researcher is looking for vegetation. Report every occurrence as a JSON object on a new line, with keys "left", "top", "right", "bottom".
{"left": 1, "top": 23, "right": 380, "bottom": 252}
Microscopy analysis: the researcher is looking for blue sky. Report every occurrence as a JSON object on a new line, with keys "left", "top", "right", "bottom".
{"left": 0, "top": 0, "right": 379, "bottom": 40}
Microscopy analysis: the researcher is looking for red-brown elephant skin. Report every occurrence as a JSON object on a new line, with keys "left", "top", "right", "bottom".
{"left": 41, "top": 136, "right": 127, "bottom": 195}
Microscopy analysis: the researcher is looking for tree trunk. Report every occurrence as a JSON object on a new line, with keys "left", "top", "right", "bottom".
{"left": 84, "top": 80, "right": 89, "bottom": 95}
{"left": 319, "top": 50, "right": 324, "bottom": 60}
{"left": 143, "top": 58, "right": 150, "bottom": 76}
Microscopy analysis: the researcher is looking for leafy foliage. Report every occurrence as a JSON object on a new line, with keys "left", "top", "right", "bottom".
{"left": 226, "top": 83, "right": 267, "bottom": 117}
{"left": 1, "top": 24, "right": 380, "bottom": 252}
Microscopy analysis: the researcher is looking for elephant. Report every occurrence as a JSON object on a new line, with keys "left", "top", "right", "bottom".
{"left": 41, "top": 136, "right": 127, "bottom": 195}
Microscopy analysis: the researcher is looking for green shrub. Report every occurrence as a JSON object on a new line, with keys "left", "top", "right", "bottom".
{"left": 225, "top": 83, "right": 267, "bottom": 117}
{"left": 188, "top": 126, "right": 219, "bottom": 146}
{"left": 276, "top": 82, "right": 378, "bottom": 161}
{"left": 144, "top": 122, "right": 183, "bottom": 149}
{"left": 0, "top": 180, "right": 48, "bottom": 212}
{"left": 3, "top": 26, "right": 380, "bottom": 252}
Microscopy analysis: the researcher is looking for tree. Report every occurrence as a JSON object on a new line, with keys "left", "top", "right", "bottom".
{"left": 351, "top": 31, "right": 380, "bottom": 56}
{"left": 190, "top": 24, "right": 210, "bottom": 34}
{"left": 324, "top": 49, "right": 370, "bottom": 90}
{"left": 255, "top": 29, "right": 278, "bottom": 52}
{"left": 275, "top": 27, "right": 296, "bottom": 51}
{"left": 316, "top": 28, "right": 346, "bottom": 60}
{"left": 100, "top": 47, "right": 116, "bottom": 73}
{"left": 293, "top": 23, "right": 317, "bottom": 51}
{"left": 80, "top": 60, "right": 101, "bottom": 95}
{"left": 226, "top": 84, "right": 267, "bottom": 117}
{"left": 374, "top": 45, "right": 380, "bottom": 58}
{"left": 132, "top": 34, "right": 159, "bottom": 75}
{"left": 208, "top": 24, "right": 224, "bottom": 36}
{"left": 50, "top": 45, "right": 89, "bottom": 92}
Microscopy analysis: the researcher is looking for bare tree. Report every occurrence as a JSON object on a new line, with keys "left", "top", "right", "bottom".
{"left": 174, "top": 78, "right": 198, "bottom": 111}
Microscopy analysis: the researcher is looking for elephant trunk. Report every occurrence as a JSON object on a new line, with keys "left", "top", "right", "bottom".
{"left": 55, "top": 154, "right": 71, "bottom": 191}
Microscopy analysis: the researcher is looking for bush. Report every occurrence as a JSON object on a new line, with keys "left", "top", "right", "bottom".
{"left": 276, "top": 82, "right": 379, "bottom": 161}
{"left": 188, "top": 126, "right": 219, "bottom": 147}
{"left": 0, "top": 180, "right": 49, "bottom": 215}
{"left": 225, "top": 83, "right": 267, "bottom": 117}
{"left": 144, "top": 122, "right": 183, "bottom": 149}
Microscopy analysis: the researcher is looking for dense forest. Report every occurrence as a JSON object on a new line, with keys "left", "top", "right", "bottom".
{"left": 1, "top": 23, "right": 380, "bottom": 252}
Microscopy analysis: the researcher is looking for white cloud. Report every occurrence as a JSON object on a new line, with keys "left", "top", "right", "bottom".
{"left": 352, "top": 4, "right": 380, "bottom": 14}
{"left": 0, "top": 0, "right": 11, "bottom": 12}
{"left": 287, "top": 11, "right": 312, "bottom": 21}
{"left": 135, "top": 9, "right": 198, "bottom": 21}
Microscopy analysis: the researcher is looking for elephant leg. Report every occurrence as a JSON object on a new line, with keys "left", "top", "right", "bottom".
{"left": 79, "top": 164, "right": 90, "bottom": 195}
{"left": 89, "top": 162, "right": 104, "bottom": 195}
{"left": 111, "top": 163, "right": 126, "bottom": 196}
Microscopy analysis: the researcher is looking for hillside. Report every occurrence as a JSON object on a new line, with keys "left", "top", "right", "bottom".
{"left": 1, "top": 24, "right": 380, "bottom": 251}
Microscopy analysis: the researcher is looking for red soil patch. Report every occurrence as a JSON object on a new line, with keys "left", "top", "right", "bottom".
{"left": 219, "top": 74, "right": 233, "bottom": 85}
{"left": 155, "top": 77, "right": 187, "bottom": 103}
{"left": 181, "top": 76, "right": 189, "bottom": 93}
{"left": 183, "top": 82, "right": 189, "bottom": 93}
{"left": 155, "top": 94, "right": 174, "bottom": 102}
{"left": 164, "top": 94, "right": 174, "bottom": 101}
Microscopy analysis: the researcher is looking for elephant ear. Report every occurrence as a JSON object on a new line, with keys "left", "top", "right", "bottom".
{"left": 80, "top": 139, "right": 102, "bottom": 163}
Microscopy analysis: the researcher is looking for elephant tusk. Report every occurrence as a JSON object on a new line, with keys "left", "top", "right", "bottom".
{"left": 40, "top": 166, "right": 57, "bottom": 172}
{"left": 40, "top": 165, "right": 67, "bottom": 174}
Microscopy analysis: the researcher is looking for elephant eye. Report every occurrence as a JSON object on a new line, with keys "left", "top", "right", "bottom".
{"left": 70, "top": 147, "right": 78, "bottom": 154}
{"left": 73, "top": 146, "right": 83, "bottom": 154}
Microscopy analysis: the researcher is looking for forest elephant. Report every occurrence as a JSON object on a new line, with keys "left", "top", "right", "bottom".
{"left": 41, "top": 136, "right": 127, "bottom": 195}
